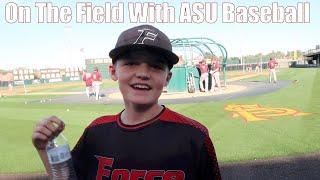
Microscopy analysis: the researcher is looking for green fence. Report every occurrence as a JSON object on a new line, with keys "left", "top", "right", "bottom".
{"left": 167, "top": 65, "right": 200, "bottom": 92}
{"left": 86, "top": 63, "right": 110, "bottom": 79}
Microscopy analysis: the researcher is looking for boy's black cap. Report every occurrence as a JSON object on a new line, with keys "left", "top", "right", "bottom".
{"left": 109, "top": 24, "right": 179, "bottom": 69}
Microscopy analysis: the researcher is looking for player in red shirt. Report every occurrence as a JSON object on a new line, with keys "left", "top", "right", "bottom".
{"left": 210, "top": 58, "right": 221, "bottom": 91}
{"left": 82, "top": 70, "right": 93, "bottom": 98}
{"left": 32, "top": 25, "right": 221, "bottom": 180}
{"left": 255, "top": 62, "right": 261, "bottom": 73}
{"left": 268, "top": 57, "right": 278, "bottom": 83}
{"left": 91, "top": 67, "right": 102, "bottom": 100}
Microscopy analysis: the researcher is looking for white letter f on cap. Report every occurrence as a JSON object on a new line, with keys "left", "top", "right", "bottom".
{"left": 133, "top": 28, "right": 158, "bottom": 44}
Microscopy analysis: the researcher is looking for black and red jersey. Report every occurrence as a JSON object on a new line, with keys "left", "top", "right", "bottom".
{"left": 71, "top": 106, "right": 221, "bottom": 180}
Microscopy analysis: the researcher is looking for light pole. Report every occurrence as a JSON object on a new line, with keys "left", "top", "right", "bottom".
{"left": 64, "top": 25, "right": 73, "bottom": 68}
{"left": 260, "top": 53, "right": 263, "bottom": 73}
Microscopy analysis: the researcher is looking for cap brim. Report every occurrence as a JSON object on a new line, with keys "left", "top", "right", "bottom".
{"left": 109, "top": 44, "right": 179, "bottom": 69}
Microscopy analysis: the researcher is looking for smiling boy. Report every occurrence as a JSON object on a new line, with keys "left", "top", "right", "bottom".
{"left": 32, "top": 24, "right": 221, "bottom": 179}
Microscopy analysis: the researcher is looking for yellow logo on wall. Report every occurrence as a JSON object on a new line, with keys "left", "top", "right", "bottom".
{"left": 225, "top": 104, "right": 310, "bottom": 122}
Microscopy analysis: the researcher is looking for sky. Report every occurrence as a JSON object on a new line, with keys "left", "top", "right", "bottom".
{"left": 0, "top": 0, "right": 319, "bottom": 70}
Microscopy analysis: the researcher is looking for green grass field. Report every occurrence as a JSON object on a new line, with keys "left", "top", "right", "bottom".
{"left": 0, "top": 68, "right": 319, "bottom": 174}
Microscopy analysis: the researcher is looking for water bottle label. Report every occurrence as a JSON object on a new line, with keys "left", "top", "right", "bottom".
{"left": 47, "top": 144, "right": 72, "bottom": 164}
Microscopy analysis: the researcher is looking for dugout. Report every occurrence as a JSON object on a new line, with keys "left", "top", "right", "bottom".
{"left": 167, "top": 38, "right": 227, "bottom": 92}
{"left": 303, "top": 45, "right": 320, "bottom": 67}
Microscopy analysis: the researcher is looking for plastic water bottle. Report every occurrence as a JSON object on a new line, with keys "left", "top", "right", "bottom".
{"left": 46, "top": 133, "right": 77, "bottom": 180}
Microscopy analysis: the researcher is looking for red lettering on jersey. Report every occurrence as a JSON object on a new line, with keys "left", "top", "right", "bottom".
{"left": 111, "top": 169, "right": 130, "bottom": 180}
{"left": 163, "top": 170, "right": 185, "bottom": 180}
{"left": 95, "top": 155, "right": 114, "bottom": 180}
{"left": 94, "top": 156, "right": 186, "bottom": 180}
{"left": 145, "top": 170, "right": 165, "bottom": 180}
{"left": 131, "top": 170, "right": 147, "bottom": 179}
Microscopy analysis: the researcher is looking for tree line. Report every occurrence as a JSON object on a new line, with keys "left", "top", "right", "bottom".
{"left": 227, "top": 50, "right": 303, "bottom": 64}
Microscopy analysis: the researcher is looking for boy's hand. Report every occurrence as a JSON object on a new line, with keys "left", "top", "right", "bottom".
{"left": 32, "top": 116, "right": 65, "bottom": 150}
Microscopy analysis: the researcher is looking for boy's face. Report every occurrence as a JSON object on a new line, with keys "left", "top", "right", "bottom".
{"left": 109, "top": 50, "right": 172, "bottom": 106}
